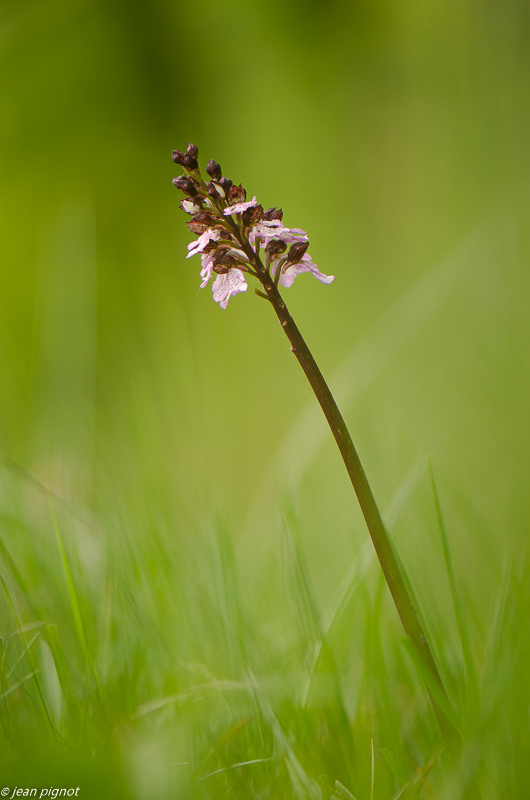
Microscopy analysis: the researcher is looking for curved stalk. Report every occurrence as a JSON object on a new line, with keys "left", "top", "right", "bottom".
{"left": 249, "top": 252, "right": 459, "bottom": 746}
{"left": 176, "top": 156, "right": 459, "bottom": 746}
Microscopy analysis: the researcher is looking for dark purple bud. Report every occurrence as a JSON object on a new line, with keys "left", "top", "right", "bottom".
{"left": 202, "top": 239, "right": 220, "bottom": 254}
{"left": 287, "top": 241, "right": 309, "bottom": 263}
{"left": 187, "top": 218, "right": 209, "bottom": 234}
{"left": 171, "top": 149, "right": 186, "bottom": 165}
{"left": 263, "top": 207, "right": 284, "bottom": 222}
{"left": 187, "top": 142, "right": 199, "bottom": 158}
{"left": 213, "top": 244, "right": 230, "bottom": 256}
{"left": 250, "top": 204, "right": 263, "bottom": 223}
{"left": 206, "top": 159, "right": 222, "bottom": 181}
{"left": 265, "top": 239, "right": 287, "bottom": 258}
{"left": 212, "top": 246, "right": 239, "bottom": 271}
{"left": 241, "top": 204, "right": 263, "bottom": 227}
{"left": 219, "top": 176, "right": 233, "bottom": 194}
{"left": 190, "top": 210, "right": 215, "bottom": 226}
{"left": 182, "top": 152, "right": 199, "bottom": 170}
{"left": 228, "top": 183, "right": 246, "bottom": 204}
{"left": 172, "top": 175, "right": 198, "bottom": 196}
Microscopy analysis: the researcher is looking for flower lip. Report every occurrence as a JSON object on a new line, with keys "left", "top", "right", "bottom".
{"left": 223, "top": 196, "right": 258, "bottom": 216}
{"left": 212, "top": 268, "right": 248, "bottom": 309}
{"left": 276, "top": 253, "right": 335, "bottom": 288}
{"left": 199, "top": 251, "right": 215, "bottom": 288}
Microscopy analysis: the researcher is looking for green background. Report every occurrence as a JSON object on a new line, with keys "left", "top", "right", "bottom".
{"left": 0, "top": 1, "right": 529, "bottom": 798}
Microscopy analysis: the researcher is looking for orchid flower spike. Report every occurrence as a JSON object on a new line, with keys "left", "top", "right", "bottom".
{"left": 171, "top": 143, "right": 334, "bottom": 309}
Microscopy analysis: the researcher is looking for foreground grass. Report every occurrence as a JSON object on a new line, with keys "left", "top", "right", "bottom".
{"left": 0, "top": 451, "right": 528, "bottom": 799}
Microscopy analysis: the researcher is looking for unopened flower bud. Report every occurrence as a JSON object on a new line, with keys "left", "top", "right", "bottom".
{"left": 187, "top": 218, "right": 209, "bottom": 234}
{"left": 263, "top": 207, "right": 283, "bottom": 222}
{"left": 212, "top": 244, "right": 230, "bottom": 259}
{"left": 228, "top": 184, "right": 246, "bottom": 204}
{"left": 190, "top": 210, "right": 215, "bottom": 226}
{"left": 206, "top": 159, "right": 222, "bottom": 181}
{"left": 202, "top": 240, "right": 220, "bottom": 254}
{"left": 182, "top": 152, "right": 199, "bottom": 170}
{"left": 265, "top": 239, "right": 288, "bottom": 258}
{"left": 264, "top": 238, "right": 288, "bottom": 270}
{"left": 241, "top": 204, "right": 263, "bottom": 227}
{"left": 212, "top": 246, "right": 238, "bottom": 271}
{"left": 172, "top": 175, "right": 198, "bottom": 196}
{"left": 287, "top": 241, "right": 310, "bottom": 264}
{"left": 219, "top": 177, "right": 233, "bottom": 194}
{"left": 187, "top": 142, "right": 199, "bottom": 158}
{"left": 171, "top": 149, "right": 186, "bottom": 165}
{"left": 250, "top": 204, "right": 263, "bottom": 223}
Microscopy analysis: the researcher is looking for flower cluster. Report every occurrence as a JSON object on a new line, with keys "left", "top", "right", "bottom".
{"left": 172, "top": 143, "right": 334, "bottom": 309}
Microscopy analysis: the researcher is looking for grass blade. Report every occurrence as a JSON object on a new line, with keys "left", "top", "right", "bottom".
{"left": 400, "top": 637, "right": 462, "bottom": 737}
{"left": 430, "top": 465, "right": 477, "bottom": 694}
{"left": 48, "top": 495, "right": 88, "bottom": 658}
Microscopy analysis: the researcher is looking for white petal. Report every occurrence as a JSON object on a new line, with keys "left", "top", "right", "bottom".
{"left": 186, "top": 229, "right": 220, "bottom": 258}
{"left": 212, "top": 269, "right": 248, "bottom": 309}
{"left": 223, "top": 196, "right": 258, "bottom": 216}
{"left": 200, "top": 253, "right": 214, "bottom": 288}
{"left": 279, "top": 254, "right": 334, "bottom": 288}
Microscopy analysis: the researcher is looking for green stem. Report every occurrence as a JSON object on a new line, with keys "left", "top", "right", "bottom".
{"left": 249, "top": 257, "right": 459, "bottom": 745}
{"left": 182, "top": 163, "right": 459, "bottom": 744}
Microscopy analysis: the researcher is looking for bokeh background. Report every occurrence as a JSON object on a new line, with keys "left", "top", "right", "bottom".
{"left": 0, "top": 0, "right": 529, "bottom": 798}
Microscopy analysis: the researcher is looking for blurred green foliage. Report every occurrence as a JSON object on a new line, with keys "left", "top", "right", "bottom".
{"left": 0, "top": 0, "right": 529, "bottom": 797}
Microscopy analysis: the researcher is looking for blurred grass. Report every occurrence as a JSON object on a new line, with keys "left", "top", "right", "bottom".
{"left": 0, "top": 0, "right": 529, "bottom": 797}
